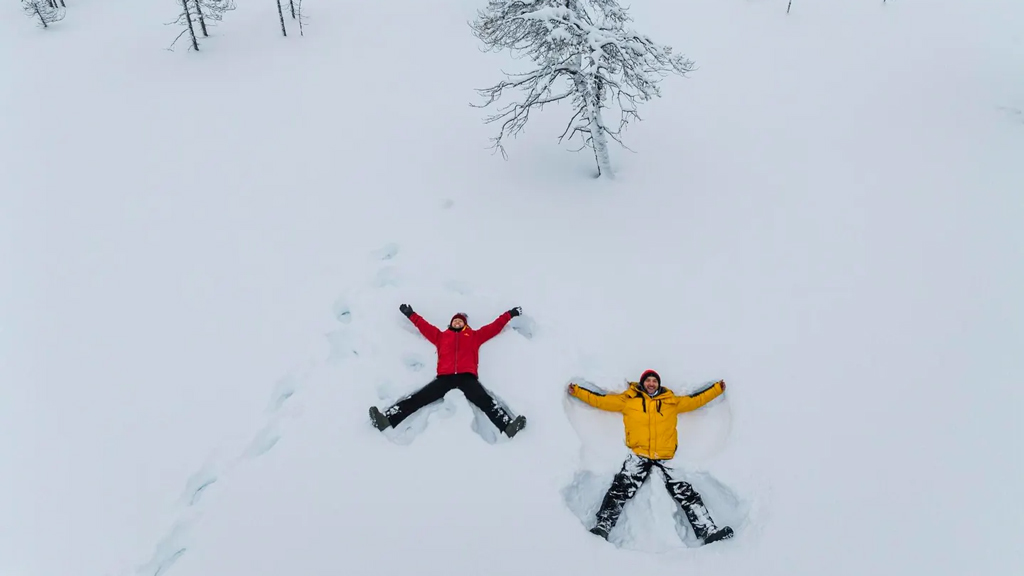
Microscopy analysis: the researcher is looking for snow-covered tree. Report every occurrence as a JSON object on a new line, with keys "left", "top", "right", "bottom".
{"left": 170, "top": 0, "right": 200, "bottom": 51}
{"left": 22, "top": 0, "right": 65, "bottom": 29}
{"left": 192, "top": 0, "right": 235, "bottom": 37}
{"left": 470, "top": 0, "right": 695, "bottom": 178}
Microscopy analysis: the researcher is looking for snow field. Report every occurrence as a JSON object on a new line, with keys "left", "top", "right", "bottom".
{"left": 1, "top": 1, "right": 1022, "bottom": 576}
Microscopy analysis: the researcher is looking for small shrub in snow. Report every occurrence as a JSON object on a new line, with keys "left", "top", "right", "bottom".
{"left": 470, "top": 0, "right": 695, "bottom": 178}
{"left": 22, "top": 0, "right": 65, "bottom": 29}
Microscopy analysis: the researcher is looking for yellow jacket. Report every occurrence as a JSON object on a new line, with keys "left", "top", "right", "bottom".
{"left": 570, "top": 380, "right": 725, "bottom": 460}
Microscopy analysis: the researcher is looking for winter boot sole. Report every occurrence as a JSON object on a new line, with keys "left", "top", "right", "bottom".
{"left": 703, "top": 526, "right": 734, "bottom": 545}
{"left": 589, "top": 525, "right": 610, "bottom": 540}
{"left": 369, "top": 406, "right": 390, "bottom": 431}
{"left": 504, "top": 415, "right": 527, "bottom": 438}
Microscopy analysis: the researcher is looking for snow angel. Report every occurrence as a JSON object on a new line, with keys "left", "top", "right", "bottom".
{"left": 567, "top": 370, "right": 734, "bottom": 545}
{"left": 369, "top": 304, "right": 527, "bottom": 438}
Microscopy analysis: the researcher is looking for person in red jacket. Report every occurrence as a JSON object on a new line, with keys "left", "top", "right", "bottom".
{"left": 368, "top": 304, "right": 527, "bottom": 438}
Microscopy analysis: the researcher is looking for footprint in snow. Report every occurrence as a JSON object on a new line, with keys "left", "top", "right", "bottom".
{"left": 332, "top": 297, "right": 353, "bottom": 324}
{"left": 243, "top": 422, "right": 283, "bottom": 459}
{"left": 373, "top": 243, "right": 400, "bottom": 261}
{"left": 137, "top": 515, "right": 195, "bottom": 576}
{"left": 374, "top": 266, "right": 399, "bottom": 288}
{"left": 182, "top": 467, "right": 219, "bottom": 507}
{"left": 267, "top": 376, "right": 297, "bottom": 412}
{"left": 326, "top": 329, "right": 359, "bottom": 361}
{"left": 145, "top": 544, "right": 187, "bottom": 576}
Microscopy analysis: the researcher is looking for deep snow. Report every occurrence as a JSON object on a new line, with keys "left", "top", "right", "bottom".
{"left": 2, "top": 1, "right": 1023, "bottom": 576}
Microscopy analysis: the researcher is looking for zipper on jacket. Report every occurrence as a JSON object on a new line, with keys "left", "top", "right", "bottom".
{"left": 650, "top": 398, "right": 655, "bottom": 458}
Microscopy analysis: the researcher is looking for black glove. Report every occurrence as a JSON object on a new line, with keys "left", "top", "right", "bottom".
{"left": 508, "top": 306, "right": 521, "bottom": 318}
{"left": 399, "top": 304, "right": 414, "bottom": 318}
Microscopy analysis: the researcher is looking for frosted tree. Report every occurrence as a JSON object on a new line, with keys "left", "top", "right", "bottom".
{"left": 170, "top": 0, "right": 200, "bottom": 51}
{"left": 470, "top": 0, "right": 695, "bottom": 178}
{"left": 192, "top": 0, "right": 235, "bottom": 37}
{"left": 22, "top": 0, "right": 65, "bottom": 28}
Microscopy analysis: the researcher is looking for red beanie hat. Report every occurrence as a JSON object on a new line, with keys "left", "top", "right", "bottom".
{"left": 639, "top": 369, "right": 661, "bottom": 385}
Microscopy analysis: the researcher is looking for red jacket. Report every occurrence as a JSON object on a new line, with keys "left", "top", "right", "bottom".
{"left": 409, "top": 312, "right": 512, "bottom": 376}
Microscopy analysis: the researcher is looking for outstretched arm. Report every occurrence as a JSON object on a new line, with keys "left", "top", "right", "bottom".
{"left": 400, "top": 304, "right": 441, "bottom": 345}
{"left": 568, "top": 383, "right": 628, "bottom": 412}
{"left": 474, "top": 307, "right": 520, "bottom": 343}
{"left": 674, "top": 380, "right": 726, "bottom": 414}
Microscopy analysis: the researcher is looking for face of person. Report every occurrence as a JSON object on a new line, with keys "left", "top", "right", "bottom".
{"left": 643, "top": 376, "right": 660, "bottom": 394}
{"left": 450, "top": 317, "right": 465, "bottom": 330}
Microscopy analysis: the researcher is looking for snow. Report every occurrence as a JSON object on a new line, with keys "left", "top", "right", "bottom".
{"left": 2, "top": 1, "right": 1023, "bottom": 576}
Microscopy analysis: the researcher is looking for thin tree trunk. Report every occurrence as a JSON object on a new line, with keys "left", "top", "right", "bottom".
{"left": 289, "top": 0, "right": 296, "bottom": 19}
{"left": 297, "top": 0, "right": 304, "bottom": 36}
{"left": 572, "top": 56, "right": 613, "bottom": 178}
{"left": 277, "top": 0, "right": 288, "bottom": 36}
{"left": 35, "top": 6, "right": 48, "bottom": 28}
{"left": 181, "top": 0, "right": 199, "bottom": 50}
{"left": 193, "top": 0, "right": 208, "bottom": 37}
{"left": 587, "top": 98, "right": 613, "bottom": 178}
{"left": 787, "top": 0, "right": 792, "bottom": 14}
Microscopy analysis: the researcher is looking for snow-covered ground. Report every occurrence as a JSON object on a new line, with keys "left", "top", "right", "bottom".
{"left": 2, "top": 1, "right": 1023, "bottom": 576}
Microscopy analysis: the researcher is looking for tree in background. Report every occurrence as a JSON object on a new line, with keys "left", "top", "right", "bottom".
{"left": 170, "top": 0, "right": 200, "bottom": 51}
{"left": 276, "top": 0, "right": 288, "bottom": 36}
{"left": 22, "top": 0, "right": 65, "bottom": 28}
{"left": 295, "top": 0, "right": 306, "bottom": 36}
{"left": 192, "top": 0, "right": 235, "bottom": 37}
{"left": 470, "top": 0, "right": 695, "bottom": 178}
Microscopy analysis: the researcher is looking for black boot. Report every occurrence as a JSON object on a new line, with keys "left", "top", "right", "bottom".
{"left": 504, "top": 415, "right": 527, "bottom": 438}
{"left": 369, "top": 406, "right": 390, "bottom": 430}
{"left": 702, "top": 526, "right": 734, "bottom": 545}
{"left": 589, "top": 525, "right": 610, "bottom": 540}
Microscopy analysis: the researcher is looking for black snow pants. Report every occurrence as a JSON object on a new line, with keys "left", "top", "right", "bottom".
{"left": 592, "top": 453, "right": 721, "bottom": 540}
{"left": 382, "top": 373, "right": 516, "bottom": 431}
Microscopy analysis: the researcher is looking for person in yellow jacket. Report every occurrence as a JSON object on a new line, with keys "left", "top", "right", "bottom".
{"left": 567, "top": 369, "right": 734, "bottom": 545}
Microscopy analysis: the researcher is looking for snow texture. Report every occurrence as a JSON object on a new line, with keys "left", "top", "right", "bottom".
{"left": 2, "top": 1, "right": 1023, "bottom": 576}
